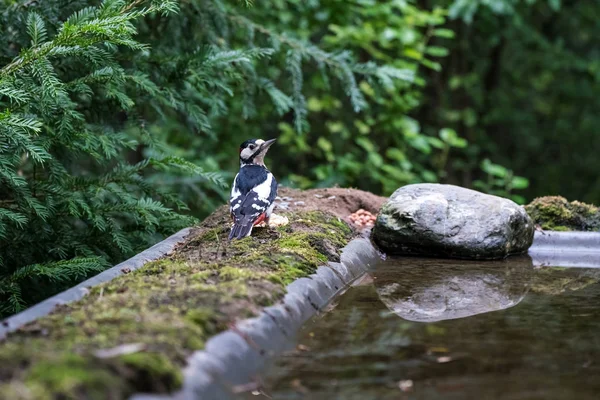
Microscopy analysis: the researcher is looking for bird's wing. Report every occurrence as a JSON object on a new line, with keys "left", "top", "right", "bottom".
{"left": 231, "top": 173, "right": 274, "bottom": 223}
{"left": 229, "top": 173, "right": 240, "bottom": 215}
{"left": 267, "top": 175, "right": 278, "bottom": 204}
{"left": 230, "top": 173, "right": 240, "bottom": 200}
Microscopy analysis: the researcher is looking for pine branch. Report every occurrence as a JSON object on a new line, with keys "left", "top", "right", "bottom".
{"left": 229, "top": 13, "right": 415, "bottom": 115}
{"left": 0, "top": 0, "right": 177, "bottom": 78}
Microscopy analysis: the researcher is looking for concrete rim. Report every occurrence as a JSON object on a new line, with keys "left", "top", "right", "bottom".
{"left": 0, "top": 228, "right": 191, "bottom": 340}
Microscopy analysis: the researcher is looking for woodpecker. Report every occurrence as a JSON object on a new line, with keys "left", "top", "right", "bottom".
{"left": 229, "top": 138, "right": 278, "bottom": 240}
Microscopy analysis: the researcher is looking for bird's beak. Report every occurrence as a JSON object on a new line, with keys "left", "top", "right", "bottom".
{"left": 260, "top": 138, "right": 276, "bottom": 152}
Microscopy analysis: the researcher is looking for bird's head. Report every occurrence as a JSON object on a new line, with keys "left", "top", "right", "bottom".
{"left": 239, "top": 138, "right": 276, "bottom": 166}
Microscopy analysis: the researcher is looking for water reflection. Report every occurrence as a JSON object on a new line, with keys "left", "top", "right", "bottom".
{"left": 372, "top": 256, "right": 533, "bottom": 322}
{"left": 258, "top": 257, "right": 600, "bottom": 400}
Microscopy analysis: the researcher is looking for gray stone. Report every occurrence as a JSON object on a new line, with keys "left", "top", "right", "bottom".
{"left": 373, "top": 184, "right": 534, "bottom": 259}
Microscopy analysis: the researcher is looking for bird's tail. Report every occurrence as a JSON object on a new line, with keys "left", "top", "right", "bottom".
{"left": 229, "top": 217, "right": 254, "bottom": 240}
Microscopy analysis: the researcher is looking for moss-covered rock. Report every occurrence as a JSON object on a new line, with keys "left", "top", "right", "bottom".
{"left": 525, "top": 196, "right": 600, "bottom": 231}
{"left": 0, "top": 210, "right": 354, "bottom": 399}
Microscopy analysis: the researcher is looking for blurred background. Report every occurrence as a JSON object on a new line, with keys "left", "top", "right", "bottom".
{"left": 1, "top": 0, "right": 598, "bottom": 314}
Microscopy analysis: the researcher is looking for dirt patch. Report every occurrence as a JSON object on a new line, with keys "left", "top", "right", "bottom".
{"left": 276, "top": 187, "right": 386, "bottom": 222}
{"left": 193, "top": 187, "right": 386, "bottom": 237}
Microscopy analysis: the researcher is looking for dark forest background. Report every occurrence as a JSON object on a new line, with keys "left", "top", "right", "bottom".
{"left": 1, "top": 0, "right": 598, "bottom": 315}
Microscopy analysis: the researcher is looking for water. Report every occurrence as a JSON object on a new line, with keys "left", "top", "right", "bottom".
{"left": 253, "top": 256, "right": 600, "bottom": 399}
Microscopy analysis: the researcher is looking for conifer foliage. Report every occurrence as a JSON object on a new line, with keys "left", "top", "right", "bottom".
{"left": 0, "top": 0, "right": 413, "bottom": 316}
{"left": 0, "top": 0, "right": 195, "bottom": 315}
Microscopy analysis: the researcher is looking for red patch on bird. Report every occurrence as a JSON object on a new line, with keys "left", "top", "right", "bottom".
{"left": 253, "top": 213, "right": 266, "bottom": 226}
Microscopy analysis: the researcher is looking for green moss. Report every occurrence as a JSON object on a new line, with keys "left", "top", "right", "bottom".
{"left": 277, "top": 234, "right": 328, "bottom": 263}
{"left": 134, "top": 259, "right": 193, "bottom": 277}
{"left": 525, "top": 196, "right": 600, "bottom": 231}
{"left": 117, "top": 352, "right": 183, "bottom": 393}
{"left": 189, "top": 270, "right": 213, "bottom": 281}
{"left": 227, "top": 236, "right": 255, "bottom": 253}
{"left": 0, "top": 210, "right": 353, "bottom": 399}
{"left": 210, "top": 211, "right": 352, "bottom": 286}
{"left": 185, "top": 308, "right": 216, "bottom": 333}
{"left": 0, "top": 382, "right": 47, "bottom": 400}
{"left": 26, "top": 355, "right": 125, "bottom": 400}
{"left": 219, "top": 266, "right": 262, "bottom": 281}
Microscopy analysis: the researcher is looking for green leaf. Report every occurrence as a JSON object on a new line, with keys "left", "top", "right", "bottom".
{"left": 386, "top": 148, "right": 406, "bottom": 161}
{"left": 403, "top": 48, "right": 423, "bottom": 60}
{"left": 421, "top": 59, "right": 442, "bottom": 71}
{"left": 368, "top": 152, "right": 384, "bottom": 167}
{"left": 26, "top": 12, "right": 48, "bottom": 46}
{"left": 0, "top": 209, "right": 28, "bottom": 228}
{"left": 425, "top": 46, "right": 449, "bottom": 57}
{"left": 421, "top": 170, "right": 438, "bottom": 182}
{"left": 0, "top": 86, "right": 30, "bottom": 104}
{"left": 433, "top": 28, "right": 455, "bottom": 39}
{"left": 548, "top": 0, "right": 561, "bottom": 11}
{"left": 354, "top": 120, "right": 371, "bottom": 135}
{"left": 429, "top": 137, "right": 445, "bottom": 149}
{"left": 408, "top": 135, "right": 432, "bottom": 154}
{"left": 260, "top": 79, "right": 293, "bottom": 115}
{"left": 439, "top": 128, "right": 457, "bottom": 142}
{"left": 440, "top": 128, "right": 468, "bottom": 148}
{"left": 355, "top": 137, "right": 376, "bottom": 152}
{"left": 481, "top": 159, "right": 508, "bottom": 178}
{"left": 286, "top": 51, "right": 308, "bottom": 133}
{"left": 317, "top": 137, "right": 333, "bottom": 153}
{"left": 381, "top": 165, "right": 412, "bottom": 181}
{"left": 451, "top": 137, "right": 467, "bottom": 148}
{"left": 511, "top": 176, "right": 530, "bottom": 190}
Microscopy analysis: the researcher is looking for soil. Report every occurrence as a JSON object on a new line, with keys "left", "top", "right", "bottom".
{"left": 197, "top": 186, "right": 386, "bottom": 235}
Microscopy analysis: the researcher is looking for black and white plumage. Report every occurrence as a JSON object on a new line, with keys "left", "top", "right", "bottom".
{"left": 229, "top": 138, "right": 278, "bottom": 240}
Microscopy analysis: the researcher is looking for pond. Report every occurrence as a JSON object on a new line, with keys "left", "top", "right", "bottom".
{"left": 246, "top": 256, "right": 600, "bottom": 400}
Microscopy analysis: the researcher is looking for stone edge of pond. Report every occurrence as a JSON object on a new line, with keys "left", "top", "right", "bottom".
{"left": 530, "top": 230, "right": 600, "bottom": 268}
{"left": 129, "top": 236, "right": 380, "bottom": 400}
{"left": 0, "top": 228, "right": 192, "bottom": 340}
{"left": 531, "top": 230, "right": 600, "bottom": 251}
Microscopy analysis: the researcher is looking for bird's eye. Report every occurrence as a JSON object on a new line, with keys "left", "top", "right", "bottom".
{"left": 249, "top": 145, "right": 255, "bottom": 150}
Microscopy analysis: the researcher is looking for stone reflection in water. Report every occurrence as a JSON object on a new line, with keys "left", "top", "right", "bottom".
{"left": 372, "top": 256, "right": 534, "bottom": 322}
{"left": 258, "top": 258, "right": 600, "bottom": 400}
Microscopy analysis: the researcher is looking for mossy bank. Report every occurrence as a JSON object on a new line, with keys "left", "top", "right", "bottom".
{"left": 0, "top": 208, "right": 354, "bottom": 400}
{"left": 525, "top": 196, "right": 600, "bottom": 231}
